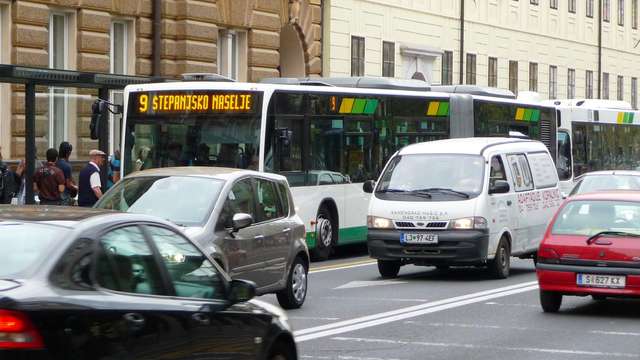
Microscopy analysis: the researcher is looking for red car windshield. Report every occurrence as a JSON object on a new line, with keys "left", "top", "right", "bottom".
{"left": 552, "top": 200, "right": 640, "bottom": 236}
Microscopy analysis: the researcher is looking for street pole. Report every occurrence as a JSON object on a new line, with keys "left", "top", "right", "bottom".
{"left": 459, "top": 0, "right": 465, "bottom": 85}
{"left": 98, "top": 87, "right": 109, "bottom": 192}
{"left": 598, "top": 0, "right": 602, "bottom": 99}
{"left": 25, "top": 83, "right": 35, "bottom": 205}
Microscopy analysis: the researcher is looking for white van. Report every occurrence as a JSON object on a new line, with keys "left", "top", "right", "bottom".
{"left": 364, "top": 137, "right": 561, "bottom": 279}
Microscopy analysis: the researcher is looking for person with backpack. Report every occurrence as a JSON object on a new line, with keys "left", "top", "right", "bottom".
{"left": 57, "top": 142, "right": 78, "bottom": 205}
{"left": 0, "top": 147, "right": 19, "bottom": 204}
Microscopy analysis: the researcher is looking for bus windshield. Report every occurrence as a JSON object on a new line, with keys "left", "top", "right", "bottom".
{"left": 123, "top": 90, "right": 263, "bottom": 174}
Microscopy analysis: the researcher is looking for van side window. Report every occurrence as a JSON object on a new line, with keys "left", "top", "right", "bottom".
{"left": 527, "top": 152, "right": 559, "bottom": 188}
{"left": 507, "top": 154, "right": 534, "bottom": 192}
{"left": 490, "top": 156, "right": 507, "bottom": 187}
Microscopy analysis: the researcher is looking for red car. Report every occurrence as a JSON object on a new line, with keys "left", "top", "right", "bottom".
{"left": 536, "top": 191, "right": 640, "bottom": 312}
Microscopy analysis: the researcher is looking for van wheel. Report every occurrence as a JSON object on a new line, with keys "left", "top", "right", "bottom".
{"left": 488, "top": 237, "right": 510, "bottom": 279}
{"left": 276, "top": 257, "right": 308, "bottom": 309}
{"left": 540, "top": 290, "right": 562, "bottom": 313}
{"left": 378, "top": 260, "right": 401, "bottom": 278}
{"left": 311, "top": 206, "right": 335, "bottom": 261}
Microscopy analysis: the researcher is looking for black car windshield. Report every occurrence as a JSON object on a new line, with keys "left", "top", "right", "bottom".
{"left": 0, "top": 223, "right": 65, "bottom": 278}
{"left": 96, "top": 176, "right": 225, "bottom": 227}
{"left": 571, "top": 175, "right": 640, "bottom": 196}
{"left": 376, "top": 154, "right": 485, "bottom": 200}
{"left": 552, "top": 200, "right": 640, "bottom": 236}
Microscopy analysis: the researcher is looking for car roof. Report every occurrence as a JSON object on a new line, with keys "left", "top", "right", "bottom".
{"left": 568, "top": 190, "right": 640, "bottom": 202}
{"left": 0, "top": 206, "right": 173, "bottom": 228}
{"left": 577, "top": 170, "right": 640, "bottom": 177}
{"left": 398, "top": 137, "right": 547, "bottom": 156}
{"left": 124, "top": 166, "right": 287, "bottom": 182}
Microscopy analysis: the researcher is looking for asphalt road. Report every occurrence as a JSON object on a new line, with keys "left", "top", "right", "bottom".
{"left": 258, "top": 247, "right": 640, "bottom": 360}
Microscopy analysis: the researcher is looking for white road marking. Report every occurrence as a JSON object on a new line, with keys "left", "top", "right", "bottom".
{"left": 295, "top": 281, "right": 538, "bottom": 342}
{"left": 310, "top": 261, "right": 377, "bottom": 274}
{"left": 334, "top": 280, "right": 408, "bottom": 290}
{"left": 301, "top": 356, "right": 404, "bottom": 360}
{"left": 331, "top": 337, "right": 640, "bottom": 358}
{"left": 591, "top": 330, "right": 640, "bottom": 337}
{"left": 323, "top": 296, "right": 428, "bottom": 303}
{"left": 484, "top": 301, "right": 540, "bottom": 308}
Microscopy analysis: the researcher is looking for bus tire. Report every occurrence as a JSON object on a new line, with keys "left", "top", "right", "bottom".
{"left": 311, "top": 206, "right": 335, "bottom": 261}
{"left": 378, "top": 259, "right": 401, "bottom": 278}
{"left": 488, "top": 237, "right": 510, "bottom": 279}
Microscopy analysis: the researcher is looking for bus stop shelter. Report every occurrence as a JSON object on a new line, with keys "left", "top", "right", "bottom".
{"left": 0, "top": 64, "right": 163, "bottom": 204}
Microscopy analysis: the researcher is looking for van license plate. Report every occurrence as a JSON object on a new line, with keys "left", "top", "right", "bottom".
{"left": 401, "top": 233, "right": 438, "bottom": 244}
{"left": 576, "top": 274, "right": 626, "bottom": 288}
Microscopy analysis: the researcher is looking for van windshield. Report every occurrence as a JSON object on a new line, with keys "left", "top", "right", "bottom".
{"left": 376, "top": 154, "right": 485, "bottom": 201}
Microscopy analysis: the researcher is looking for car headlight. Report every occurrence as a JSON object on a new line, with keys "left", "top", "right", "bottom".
{"left": 367, "top": 216, "right": 394, "bottom": 229}
{"left": 449, "top": 217, "right": 487, "bottom": 230}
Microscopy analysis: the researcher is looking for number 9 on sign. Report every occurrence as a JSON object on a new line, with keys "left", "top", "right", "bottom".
{"left": 139, "top": 94, "right": 149, "bottom": 112}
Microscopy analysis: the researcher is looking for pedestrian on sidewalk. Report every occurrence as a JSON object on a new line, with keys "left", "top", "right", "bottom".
{"left": 33, "top": 148, "right": 65, "bottom": 206}
{"left": 78, "top": 149, "right": 106, "bottom": 207}
{"left": 57, "top": 141, "right": 78, "bottom": 205}
{"left": 0, "top": 147, "right": 19, "bottom": 204}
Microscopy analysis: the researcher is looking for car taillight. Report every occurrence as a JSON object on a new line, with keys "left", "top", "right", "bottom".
{"left": 538, "top": 247, "right": 561, "bottom": 264}
{"left": 0, "top": 310, "right": 44, "bottom": 349}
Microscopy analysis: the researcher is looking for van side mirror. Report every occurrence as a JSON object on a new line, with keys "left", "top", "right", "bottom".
{"left": 232, "top": 213, "right": 253, "bottom": 231}
{"left": 363, "top": 180, "right": 376, "bottom": 193}
{"left": 489, "top": 180, "right": 510, "bottom": 194}
{"left": 228, "top": 279, "right": 256, "bottom": 304}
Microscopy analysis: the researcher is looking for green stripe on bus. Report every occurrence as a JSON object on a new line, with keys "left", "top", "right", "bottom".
{"left": 305, "top": 226, "right": 368, "bottom": 249}
{"left": 437, "top": 102, "right": 449, "bottom": 116}
{"left": 352, "top": 99, "right": 367, "bottom": 114}
{"left": 631, "top": 113, "right": 636, "bottom": 123}
{"left": 523, "top": 109, "right": 533, "bottom": 121}
{"left": 363, "top": 99, "right": 379, "bottom": 115}
{"left": 531, "top": 109, "right": 540, "bottom": 122}
{"left": 625, "top": 112, "right": 632, "bottom": 123}
{"left": 305, "top": 231, "right": 317, "bottom": 248}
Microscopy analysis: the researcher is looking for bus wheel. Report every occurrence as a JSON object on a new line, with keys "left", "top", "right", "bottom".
{"left": 311, "top": 206, "right": 335, "bottom": 261}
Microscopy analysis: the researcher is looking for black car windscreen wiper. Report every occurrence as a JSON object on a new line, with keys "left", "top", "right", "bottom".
{"left": 586, "top": 230, "right": 640, "bottom": 245}
{"left": 414, "top": 188, "right": 470, "bottom": 198}
{"left": 377, "top": 188, "right": 432, "bottom": 198}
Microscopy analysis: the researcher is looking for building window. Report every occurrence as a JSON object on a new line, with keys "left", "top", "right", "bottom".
{"left": 567, "top": 69, "right": 576, "bottom": 98}
{"left": 49, "top": 13, "right": 69, "bottom": 148}
{"left": 488, "top": 57, "right": 498, "bottom": 87}
{"left": 351, "top": 36, "right": 365, "bottom": 77}
{"left": 466, "top": 53, "right": 476, "bottom": 85}
{"left": 632, "top": 77, "right": 638, "bottom": 108}
{"left": 569, "top": 0, "right": 576, "bottom": 13}
{"left": 442, "top": 50, "right": 453, "bottom": 85}
{"left": 619, "top": 0, "right": 625, "bottom": 26}
{"left": 587, "top": 0, "right": 594, "bottom": 17}
{"left": 509, "top": 60, "right": 518, "bottom": 95}
{"left": 633, "top": 0, "right": 638, "bottom": 28}
{"left": 110, "top": 21, "right": 132, "bottom": 155}
{"left": 586, "top": 70, "right": 594, "bottom": 99}
{"left": 603, "top": 72, "right": 610, "bottom": 99}
{"left": 549, "top": 65, "right": 558, "bottom": 99}
{"left": 531, "top": 0, "right": 539, "bottom": 5}
{"left": 218, "top": 29, "right": 247, "bottom": 81}
{"left": 618, "top": 75, "right": 624, "bottom": 100}
{"left": 382, "top": 41, "right": 394, "bottom": 77}
{"left": 529, "top": 62, "right": 538, "bottom": 92}
{"left": 550, "top": 0, "right": 558, "bottom": 9}
{"left": 604, "top": 0, "right": 611, "bottom": 22}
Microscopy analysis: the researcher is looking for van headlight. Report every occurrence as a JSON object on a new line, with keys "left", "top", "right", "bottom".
{"left": 367, "top": 216, "right": 394, "bottom": 229}
{"left": 449, "top": 217, "right": 487, "bottom": 230}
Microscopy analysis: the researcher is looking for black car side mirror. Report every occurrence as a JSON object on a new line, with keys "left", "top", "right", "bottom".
{"left": 228, "top": 279, "right": 256, "bottom": 303}
{"left": 489, "top": 180, "right": 510, "bottom": 194}
{"left": 363, "top": 180, "right": 376, "bottom": 193}
{"left": 232, "top": 213, "right": 253, "bottom": 231}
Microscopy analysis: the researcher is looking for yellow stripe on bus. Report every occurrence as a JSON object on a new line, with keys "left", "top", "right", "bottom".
{"left": 427, "top": 102, "right": 440, "bottom": 116}
{"left": 339, "top": 98, "right": 355, "bottom": 113}
{"left": 515, "top": 108, "right": 525, "bottom": 121}
{"left": 617, "top": 112, "right": 625, "bottom": 124}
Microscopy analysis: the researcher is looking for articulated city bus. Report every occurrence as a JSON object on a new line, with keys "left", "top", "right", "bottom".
{"left": 120, "top": 77, "right": 557, "bottom": 259}
{"left": 545, "top": 99, "right": 640, "bottom": 194}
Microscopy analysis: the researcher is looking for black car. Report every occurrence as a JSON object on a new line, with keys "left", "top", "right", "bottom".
{"left": 0, "top": 206, "right": 297, "bottom": 360}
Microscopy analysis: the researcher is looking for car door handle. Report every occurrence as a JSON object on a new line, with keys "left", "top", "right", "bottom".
{"left": 123, "top": 313, "right": 145, "bottom": 330}
{"left": 192, "top": 313, "right": 211, "bottom": 326}
{"left": 282, "top": 228, "right": 291, "bottom": 233}
{"left": 255, "top": 235, "right": 265, "bottom": 241}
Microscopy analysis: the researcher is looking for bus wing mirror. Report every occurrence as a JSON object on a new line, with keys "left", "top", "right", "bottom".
{"left": 90, "top": 100, "right": 108, "bottom": 140}
{"left": 363, "top": 180, "right": 376, "bottom": 193}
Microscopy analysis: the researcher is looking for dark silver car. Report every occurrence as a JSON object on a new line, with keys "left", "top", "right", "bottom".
{"left": 96, "top": 167, "right": 309, "bottom": 309}
{"left": 570, "top": 170, "right": 640, "bottom": 196}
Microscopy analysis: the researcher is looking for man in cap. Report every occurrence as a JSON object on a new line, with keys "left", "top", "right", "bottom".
{"left": 78, "top": 149, "right": 106, "bottom": 207}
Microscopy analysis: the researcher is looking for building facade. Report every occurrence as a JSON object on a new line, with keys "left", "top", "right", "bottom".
{"left": 323, "top": 0, "right": 640, "bottom": 106}
{"left": 0, "top": 0, "right": 323, "bottom": 160}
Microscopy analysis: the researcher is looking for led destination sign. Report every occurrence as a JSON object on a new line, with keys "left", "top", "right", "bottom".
{"left": 135, "top": 91, "right": 258, "bottom": 114}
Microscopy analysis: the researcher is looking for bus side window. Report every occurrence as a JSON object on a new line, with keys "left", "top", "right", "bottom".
{"left": 556, "top": 131, "right": 572, "bottom": 180}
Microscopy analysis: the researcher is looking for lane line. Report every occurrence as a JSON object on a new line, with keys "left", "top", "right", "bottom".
{"left": 322, "top": 296, "right": 429, "bottom": 303}
{"left": 331, "top": 337, "right": 640, "bottom": 358}
{"left": 296, "top": 280, "right": 537, "bottom": 336}
{"left": 296, "top": 284, "right": 538, "bottom": 342}
{"left": 591, "top": 330, "right": 640, "bottom": 337}
{"left": 302, "top": 356, "right": 404, "bottom": 360}
{"left": 290, "top": 316, "right": 341, "bottom": 321}
{"left": 310, "top": 260, "right": 377, "bottom": 274}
